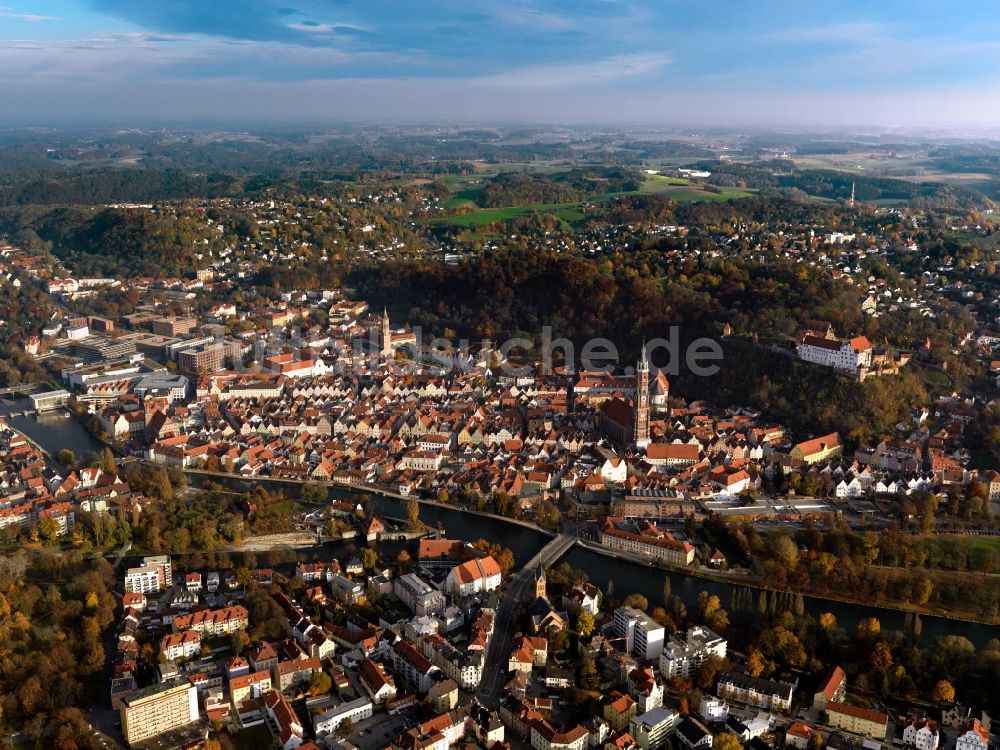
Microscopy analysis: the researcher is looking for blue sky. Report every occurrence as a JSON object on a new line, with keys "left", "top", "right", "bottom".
{"left": 3, "top": 1, "right": 1000, "bottom": 127}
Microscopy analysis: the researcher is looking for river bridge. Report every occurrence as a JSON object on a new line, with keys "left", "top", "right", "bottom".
{"left": 476, "top": 533, "right": 577, "bottom": 705}
{"left": 0, "top": 383, "right": 42, "bottom": 399}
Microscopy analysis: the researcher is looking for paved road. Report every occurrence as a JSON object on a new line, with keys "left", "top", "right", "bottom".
{"left": 476, "top": 534, "right": 576, "bottom": 706}
{"left": 110, "top": 541, "right": 132, "bottom": 573}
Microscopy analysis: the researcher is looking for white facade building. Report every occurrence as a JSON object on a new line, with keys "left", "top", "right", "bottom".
{"left": 659, "top": 626, "right": 727, "bottom": 680}
{"left": 614, "top": 607, "right": 665, "bottom": 660}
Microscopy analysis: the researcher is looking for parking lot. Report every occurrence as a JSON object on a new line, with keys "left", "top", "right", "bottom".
{"left": 346, "top": 706, "right": 420, "bottom": 750}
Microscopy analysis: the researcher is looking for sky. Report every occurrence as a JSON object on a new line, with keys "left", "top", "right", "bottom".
{"left": 3, "top": 1, "right": 1000, "bottom": 128}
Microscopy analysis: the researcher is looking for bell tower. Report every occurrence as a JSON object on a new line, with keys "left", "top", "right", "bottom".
{"left": 633, "top": 342, "right": 650, "bottom": 448}
{"left": 380, "top": 307, "right": 392, "bottom": 357}
{"left": 534, "top": 565, "right": 547, "bottom": 599}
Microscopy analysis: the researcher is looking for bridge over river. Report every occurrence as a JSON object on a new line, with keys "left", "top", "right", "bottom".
{"left": 476, "top": 534, "right": 577, "bottom": 705}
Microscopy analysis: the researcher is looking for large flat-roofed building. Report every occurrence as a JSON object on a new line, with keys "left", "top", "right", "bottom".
{"left": 394, "top": 573, "right": 447, "bottom": 616}
{"left": 116, "top": 331, "right": 182, "bottom": 360}
{"left": 125, "top": 554, "right": 173, "bottom": 593}
{"left": 124, "top": 564, "right": 161, "bottom": 594}
{"left": 613, "top": 606, "right": 665, "bottom": 660}
{"left": 134, "top": 372, "right": 190, "bottom": 402}
{"left": 630, "top": 706, "right": 681, "bottom": 750}
{"left": 175, "top": 340, "right": 242, "bottom": 374}
{"left": 30, "top": 389, "right": 71, "bottom": 412}
{"left": 72, "top": 336, "right": 137, "bottom": 363}
{"left": 659, "top": 626, "right": 727, "bottom": 680}
{"left": 120, "top": 677, "right": 200, "bottom": 746}
{"left": 151, "top": 317, "right": 199, "bottom": 337}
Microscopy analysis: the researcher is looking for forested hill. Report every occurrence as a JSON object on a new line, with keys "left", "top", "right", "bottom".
{"left": 478, "top": 168, "right": 642, "bottom": 207}
{"left": 0, "top": 168, "right": 245, "bottom": 207}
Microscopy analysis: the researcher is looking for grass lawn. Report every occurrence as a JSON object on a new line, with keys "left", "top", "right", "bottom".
{"left": 936, "top": 535, "right": 1000, "bottom": 554}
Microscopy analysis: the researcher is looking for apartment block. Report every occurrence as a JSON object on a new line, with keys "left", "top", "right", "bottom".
{"left": 613, "top": 606, "right": 665, "bottom": 660}
{"left": 119, "top": 677, "right": 200, "bottom": 745}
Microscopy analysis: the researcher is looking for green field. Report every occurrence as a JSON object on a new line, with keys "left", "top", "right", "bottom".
{"left": 937, "top": 535, "right": 1000, "bottom": 554}
{"left": 431, "top": 200, "right": 591, "bottom": 227}
{"left": 643, "top": 173, "right": 693, "bottom": 185}
{"left": 432, "top": 174, "right": 754, "bottom": 228}
{"left": 443, "top": 183, "right": 485, "bottom": 209}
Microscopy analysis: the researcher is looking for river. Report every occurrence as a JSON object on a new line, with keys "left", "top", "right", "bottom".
{"left": 0, "top": 396, "right": 105, "bottom": 460}
{"left": 10, "top": 397, "right": 991, "bottom": 648}
{"left": 189, "top": 475, "right": 999, "bottom": 649}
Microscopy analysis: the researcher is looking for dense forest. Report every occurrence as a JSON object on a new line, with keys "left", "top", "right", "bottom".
{"left": 0, "top": 551, "right": 116, "bottom": 749}
{"left": 477, "top": 168, "right": 642, "bottom": 207}
{"left": 697, "top": 162, "right": 994, "bottom": 210}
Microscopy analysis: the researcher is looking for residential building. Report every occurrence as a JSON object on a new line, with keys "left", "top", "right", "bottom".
{"left": 229, "top": 670, "right": 273, "bottom": 708}
{"left": 659, "top": 626, "right": 726, "bottom": 680}
{"left": 675, "top": 717, "right": 712, "bottom": 750}
{"left": 825, "top": 701, "right": 888, "bottom": 740}
{"left": 124, "top": 564, "right": 162, "bottom": 595}
{"left": 125, "top": 555, "right": 172, "bottom": 593}
{"left": 160, "top": 631, "right": 201, "bottom": 662}
{"left": 699, "top": 697, "right": 728, "bottom": 724}
{"left": 785, "top": 722, "right": 814, "bottom": 750}
{"left": 395, "top": 573, "right": 447, "bottom": 616}
{"left": 391, "top": 640, "right": 439, "bottom": 693}
{"left": 444, "top": 555, "right": 502, "bottom": 597}
{"left": 813, "top": 666, "right": 846, "bottom": 710}
{"left": 530, "top": 721, "right": 589, "bottom": 750}
{"left": 604, "top": 693, "right": 638, "bottom": 733}
{"left": 789, "top": 433, "right": 842, "bottom": 464}
{"left": 172, "top": 605, "right": 248, "bottom": 637}
{"left": 629, "top": 706, "right": 680, "bottom": 750}
{"left": 359, "top": 659, "right": 397, "bottom": 705}
{"left": 560, "top": 583, "right": 601, "bottom": 616}
{"left": 599, "top": 518, "right": 695, "bottom": 566}
{"left": 956, "top": 721, "right": 990, "bottom": 750}
{"left": 119, "top": 678, "right": 200, "bottom": 746}
{"left": 265, "top": 689, "right": 304, "bottom": 750}
{"left": 716, "top": 672, "right": 794, "bottom": 713}
{"left": 314, "top": 697, "right": 374, "bottom": 736}
{"left": 903, "top": 719, "right": 940, "bottom": 750}
{"left": 613, "top": 606, "right": 665, "bottom": 660}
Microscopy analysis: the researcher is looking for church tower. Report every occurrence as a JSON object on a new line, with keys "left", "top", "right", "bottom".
{"left": 565, "top": 361, "right": 576, "bottom": 414}
{"left": 633, "top": 342, "right": 650, "bottom": 448}
{"left": 534, "top": 564, "right": 547, "bottom": 599}
{"left": 847, "top": 181, "right": 856, "bottom": 208}
{"left": 380, "top": 307, "right": 392, "bottom": 357}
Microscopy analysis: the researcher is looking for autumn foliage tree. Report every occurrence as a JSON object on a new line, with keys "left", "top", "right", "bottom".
{"left": 931, "top": 679, "right": 956, "bottom": 703}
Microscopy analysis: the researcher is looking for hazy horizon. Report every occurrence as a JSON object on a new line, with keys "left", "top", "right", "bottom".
{"left": 3, "top": 1, "right": 1000, "bottom": 130}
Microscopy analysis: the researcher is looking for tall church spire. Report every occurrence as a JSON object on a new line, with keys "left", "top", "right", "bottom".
{"left": 633, "top": 341, "right": 650, "bottom": 448}
{"left": 380, "top": 307, "right": 392, "bottom": 357}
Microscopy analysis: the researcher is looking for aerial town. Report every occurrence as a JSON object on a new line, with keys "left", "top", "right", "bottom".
{"left": 0, "top": 158, "right": 999, "bottom": 750}
{"left": 9, "top": 0, "right": 1000, "bottom": 746}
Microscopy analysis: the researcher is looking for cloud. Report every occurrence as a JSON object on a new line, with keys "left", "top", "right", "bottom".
{"left": 468, "top": 52, "right": 672, "bottom": 89}
{"left": 286, "top": 21, "right": 370, "bottom": 34}
{"left": 762, "top": 21, "right": 882, "bottom": 44}
{"left": 0, "top": 6, "right": 62, "bottom": 22}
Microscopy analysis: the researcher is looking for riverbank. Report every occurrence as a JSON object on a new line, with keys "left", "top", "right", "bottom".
{"left": 178, "top": 466, "right": 1000, "bottom": 629}
{"left": 575, "top": 538, "right": 1000, "bottom": 627}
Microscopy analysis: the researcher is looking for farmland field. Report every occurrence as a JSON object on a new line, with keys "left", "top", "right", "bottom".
{"left": 432, "top": 174, "right": 754, "bottom": 227}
